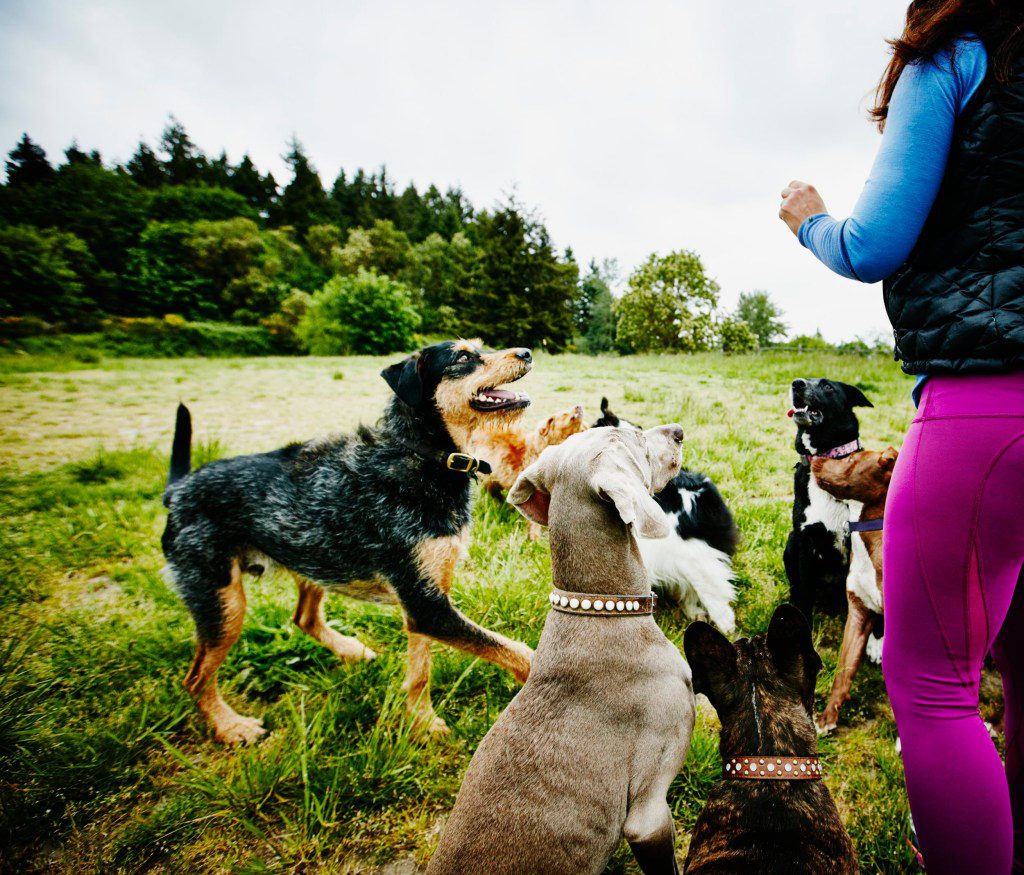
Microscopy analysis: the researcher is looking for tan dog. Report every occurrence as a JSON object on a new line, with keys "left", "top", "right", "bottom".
{"left": 475, "top": 405, "right": 588, "bottom": 537}
{"left": 428, "top": 425, "right": 695, "bottom": 875}
{"left": 811, "top": 447, "right": 898, "bottom": 733}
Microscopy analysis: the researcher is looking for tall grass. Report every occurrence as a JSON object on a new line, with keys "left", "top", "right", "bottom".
{"left": 0, "top": 350, "right": 940, "bottom": 872}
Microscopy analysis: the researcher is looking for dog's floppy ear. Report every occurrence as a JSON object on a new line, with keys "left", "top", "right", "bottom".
{"left": 591, "top": 451, "right": 669, "bottom": 539}
{"left": 879, "top": 446, "right": 899, "bottom": 468}
{"left": 684, "top": 621, "right": 736, "bottom": 706}
{"left": 509, "top": 450, "right": 557, "bottom": 526}
{"left": 381, "top": 353, "right": 423, "bottom": 408}
{"left": 838, "top": 382, "right": 873, "bottom": 408}
{"left": 767, "top": 604, "right": 823, "bottom": 705}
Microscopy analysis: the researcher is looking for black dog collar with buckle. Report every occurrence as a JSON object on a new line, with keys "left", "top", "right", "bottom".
{"left": 548, "top": 587, "right": 657, "bottom": 616}
{"left": 400, "top": 440, "right": 492, "bottom": 476}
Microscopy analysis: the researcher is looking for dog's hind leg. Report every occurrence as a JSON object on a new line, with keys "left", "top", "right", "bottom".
{"left": 291, "top": 574, "right": 377, "bottom": 662}
{"left": 624, "top": 799, "right": 680, "bottom": 875}
{"left": 182, "top": 560, "right": 265, "bottom": 745}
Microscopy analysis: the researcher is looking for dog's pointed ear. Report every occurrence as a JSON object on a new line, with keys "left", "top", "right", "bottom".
{"left": 591, "top": 453, "right": 669, "bottom": 539}
{"left": 684, "top": 621, "right": 736, "bottom": 706}
{"left": 381, "top": 353, "right": 423, "bottom": 408}
{"left": 601, "top": 397, "right": 610, "bottom": 414}
{"left": 767, "top": 604, "right": 823, "bottom": 703}
{"left": 539, "top": 416, "right": 553, "bottom": 438}
{"left": 508, "top": 470, "right": 551, "bottom": 526}
{"left": 838, "top": 382, "right": 873, "bottom": 408}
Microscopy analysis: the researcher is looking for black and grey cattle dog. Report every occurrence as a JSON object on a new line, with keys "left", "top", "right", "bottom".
{"left": 162, "top": 340, "right": 535, "bottom": 744}
{"left": 783, "top": 378, "right": 872, "bottom": 624}
{"left": 683, "top": 605, "right": 858, "bottom": 874}
{"left": 593, "top": 397, "right": 740, "bottom": 630}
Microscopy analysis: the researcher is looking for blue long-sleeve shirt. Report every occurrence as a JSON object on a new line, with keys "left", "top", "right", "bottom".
{"left": 798, "top": 37, "right": 988, "bottom": 283}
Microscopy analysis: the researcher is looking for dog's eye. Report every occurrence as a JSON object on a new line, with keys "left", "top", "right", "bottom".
{"left": 823, "top": 384, "right": 833, "bottom": 392}
{"left": 455, "top": 351, "right": 473, "bottom": 363}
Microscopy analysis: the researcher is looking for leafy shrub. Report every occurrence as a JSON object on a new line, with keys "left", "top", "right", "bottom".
{"left": 719, "top": 317, "right": 759, "bottom": 354}
{"left": 261, "top": 289, "right": 313, "bottom": 353}
{"left": 298, "top": 270, "right": 421, "bottom": 355}
{"left": 615, "top": 250, "right": 719, "bottom": 353}
{"left": 0, "top": 225, "right": 94, "bottom": 322}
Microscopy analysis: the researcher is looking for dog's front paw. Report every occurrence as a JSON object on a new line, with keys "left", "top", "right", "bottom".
{"left": 215, "top": 714, "right": 266, "bottom": 745}
{"left": 817, "top": 707, "right": 839, "bottom": 735}
{"left": 410, "top": 708, "right": 450, "bottom": 736}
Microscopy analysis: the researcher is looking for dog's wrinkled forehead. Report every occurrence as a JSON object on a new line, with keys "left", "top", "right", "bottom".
{"left": 557, "top": 426, "right": 653, "bottom": 486}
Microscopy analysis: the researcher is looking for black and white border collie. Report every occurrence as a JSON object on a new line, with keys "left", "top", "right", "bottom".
{"left": 783, "top": 378, "right": 873, "bottom": 625}
{"left": 595, "top": 397, "right": 740, "bottom": 632}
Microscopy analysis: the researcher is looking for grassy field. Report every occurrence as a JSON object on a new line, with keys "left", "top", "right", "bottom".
{"left": 0, "top": 348, "right": 962, "bottom": 873}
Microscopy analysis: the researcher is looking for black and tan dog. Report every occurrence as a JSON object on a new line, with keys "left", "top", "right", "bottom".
{"left": 162, "top": 340, "right": 535, "bottom": 743}
{"left": 683, "top": 605, "right": 857, "bottom": 874}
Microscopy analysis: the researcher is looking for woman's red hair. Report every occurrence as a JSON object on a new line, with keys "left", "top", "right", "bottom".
{"left": 871, "top": 0, "right": 1024, "bottom": 130}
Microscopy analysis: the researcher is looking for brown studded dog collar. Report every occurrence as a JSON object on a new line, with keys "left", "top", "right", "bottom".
{"left": 548, "top": 587, "right": 657, "bottom": 616}
{"left": 724, "top": 756, "right": 823, "bottom": 780}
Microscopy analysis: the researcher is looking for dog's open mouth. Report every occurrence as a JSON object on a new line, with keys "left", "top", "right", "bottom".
{"left": 788, "top": 406, "right": 823, "bottom": 426}
{"left": 471, "top": 387, "right": 531, "bottom": 412}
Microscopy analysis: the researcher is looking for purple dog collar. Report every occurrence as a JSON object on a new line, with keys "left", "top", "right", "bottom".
{"left": 815, "top": 439, "right": 862, "bottom": 459}
{"left": 799, "top": 439, "right": 862, "bottom": 467}
{"left": 848, "top": 517, "right": 884, "bottom": 533}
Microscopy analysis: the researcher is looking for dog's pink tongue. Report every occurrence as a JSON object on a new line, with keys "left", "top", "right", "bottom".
{"left": 787, "top": 407, "right": 795, "bottom": 418}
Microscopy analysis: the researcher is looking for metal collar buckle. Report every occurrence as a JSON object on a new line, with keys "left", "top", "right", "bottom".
{"left": 446, "top": 452, "right": 480, "bottom": 474}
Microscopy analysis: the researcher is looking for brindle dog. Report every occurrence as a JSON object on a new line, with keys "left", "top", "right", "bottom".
{"left": 162, "top": 340, "right": 534, "bottom": 744}
{"left": 683, "top": 605, "right": 857, "bottom": 874}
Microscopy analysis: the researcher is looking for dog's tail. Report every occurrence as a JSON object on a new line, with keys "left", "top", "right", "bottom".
{"left": 167, "top": 403, "right": 192, "bottom": 490}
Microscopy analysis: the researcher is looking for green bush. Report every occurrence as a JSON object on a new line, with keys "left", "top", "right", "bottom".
{"left": 718, "top": 317, "right": 759, "bottom": 354}
{"left": 298, "top": 270, "right": 421, "bottom": 355}
{"left": 0, "top": 225, "right": 94, "bottom": 322}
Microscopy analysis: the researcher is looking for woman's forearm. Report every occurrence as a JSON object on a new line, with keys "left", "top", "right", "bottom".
{"left": 792, "top": 37, "right": 986, "bottom": 284}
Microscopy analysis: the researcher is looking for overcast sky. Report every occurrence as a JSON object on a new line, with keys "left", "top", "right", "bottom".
{"left": 0, "top": 1, "right": 910, "bottom": 341}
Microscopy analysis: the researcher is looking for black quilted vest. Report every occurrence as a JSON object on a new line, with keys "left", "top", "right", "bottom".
{"left": 883, "top": 36, "right": 1024, "bottom": 375}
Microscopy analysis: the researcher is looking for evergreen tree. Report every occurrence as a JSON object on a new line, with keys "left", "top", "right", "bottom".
{"left": 468, "top": 198, "right": 577, "bottom": 350}
{"left": 230, "top": 155, "right": 277, "bottom": 214}
{"left": 125, "top": 142, "right": 167, "bottom": 188}
{"left": 576, "top": 259, "right": 617, "bottom": 353}
{"left": 5, "top": 134, "right": 55, "bottom": 187}
{"left": 159, "top": 117, "right": 207, "bottom": 185}
{"left": 273, "top": 138, "right": 331, "bottom": 234}
{"left": 64, "top": 142, "right": 102, "bottom": 166}
{"left": 205, "top": 150, "right": 232, "bottom": 189}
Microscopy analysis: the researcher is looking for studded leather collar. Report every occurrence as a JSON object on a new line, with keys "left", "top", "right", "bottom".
{"left": 547, "top": 587, "right": 657, "bottom": 616}
{"left": 724, "top": 755, "right": 823, "bottom": 780}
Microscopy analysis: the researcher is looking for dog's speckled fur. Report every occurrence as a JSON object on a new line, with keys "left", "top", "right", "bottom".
{"left": 162, "top": 340, "right": 534, "bottom": 743}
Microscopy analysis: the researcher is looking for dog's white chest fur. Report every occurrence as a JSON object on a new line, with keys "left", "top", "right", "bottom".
{"left": 803, "top": 474, "right": 850, "bottom": 554}
{"left": 639, "top": 508, "right": 736, "bottom": 634}
{"left": 846, "top": 501, "right": 883, "bottom": 614}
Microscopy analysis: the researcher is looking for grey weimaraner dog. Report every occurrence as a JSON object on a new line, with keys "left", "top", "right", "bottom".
{"left": 428, "top": 425, "right": 696, "bottom": 875}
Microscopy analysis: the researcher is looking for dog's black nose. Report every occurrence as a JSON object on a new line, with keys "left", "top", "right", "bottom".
{"left": 792, "top": 378, "right": 807, "bottom": 390}
{"left": 515, "top": 348, "right": 532, "bottom": 363}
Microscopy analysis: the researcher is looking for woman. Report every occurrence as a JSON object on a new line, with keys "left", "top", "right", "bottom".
{"left": 778, "top": 2, "right": 1024, "bottom": 872}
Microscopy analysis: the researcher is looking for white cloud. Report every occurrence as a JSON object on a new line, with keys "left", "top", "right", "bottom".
{"left": 0, "top": 0, "right": 910, "bottom": 341}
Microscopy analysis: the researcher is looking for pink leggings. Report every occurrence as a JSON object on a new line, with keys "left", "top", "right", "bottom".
{"left": 883, "top": 372, "right": 1024, "bottom": 874}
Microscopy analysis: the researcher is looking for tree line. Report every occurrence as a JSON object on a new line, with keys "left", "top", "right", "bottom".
{"left": 0, "top": 119, "right": 788, "bottom": 355}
